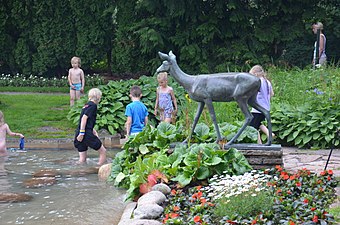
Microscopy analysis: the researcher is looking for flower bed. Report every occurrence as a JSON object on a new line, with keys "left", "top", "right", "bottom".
{"left": 0, "top": 73, "right": 104, "bottom": 87}
{"left": 162, "top": 167, "right": 338, "bottom": 224}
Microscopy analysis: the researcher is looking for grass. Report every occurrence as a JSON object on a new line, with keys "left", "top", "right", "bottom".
{"left": 0, "top": 93, "right": 76, "bottom": 138}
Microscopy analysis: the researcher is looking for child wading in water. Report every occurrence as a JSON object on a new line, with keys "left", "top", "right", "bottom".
{"left": 73, "top": 88, "right": 106, "bottom": 165}
{"left": 249, "top": 65, "right": 275, "bottom": 144}
{"left": 0, "top": 110, "right": 24, "bottom": 156}
{"left": 154, "top": 72, "right": 178, "bottom": 123}
{"left": 68, "top": 56, "right": 85, "bottom": 106}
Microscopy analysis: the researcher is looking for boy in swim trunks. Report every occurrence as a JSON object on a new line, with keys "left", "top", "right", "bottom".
{"left": 68, "top": 56, "right": 85, "bottom": 106}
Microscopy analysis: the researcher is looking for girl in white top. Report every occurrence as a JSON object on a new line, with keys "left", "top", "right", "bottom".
{"left": 0, "top": 110, "right": 24, "bottom": 156}
{"left": 312, "top": 22, "right": 327, "bottom": 66}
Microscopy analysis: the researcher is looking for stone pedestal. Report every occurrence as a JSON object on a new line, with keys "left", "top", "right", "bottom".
{"left": 225, "top": 144, "right": 282, "bottom": 169}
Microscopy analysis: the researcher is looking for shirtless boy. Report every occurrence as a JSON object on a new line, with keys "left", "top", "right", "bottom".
{"left": 68, "top": 56, "right": 85, "bottom": 106}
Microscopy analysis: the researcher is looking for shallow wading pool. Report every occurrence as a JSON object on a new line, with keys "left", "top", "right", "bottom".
{"left": 0, "top": 149, "right": 126, "bottom": 225}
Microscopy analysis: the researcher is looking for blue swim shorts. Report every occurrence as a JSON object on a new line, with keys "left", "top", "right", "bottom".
{"left": 70, "top": 83, "right": 82, "bottom": 91}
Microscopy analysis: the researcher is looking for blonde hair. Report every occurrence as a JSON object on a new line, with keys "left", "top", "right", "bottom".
{"left": 88, "top": 88, "right": 102, "bottom": 102}
{"left": 157, "top": 72, "right": 168, "bottom": 81}
{"left": 249, "top": 65, "right": 267, "bottom": 78}
{"left": 0, "top": 111, "right": 4, "bottom": 126}
{"left": 313, "top": 22, "right": 324, "bottom": 30}
{"left": 71, "top": 56, "right": 81, "bottom": 67}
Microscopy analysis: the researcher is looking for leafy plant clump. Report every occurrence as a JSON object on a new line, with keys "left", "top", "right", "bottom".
{"left": 108, "top": 122, "right": 253, "bottom": 201}
{"left": 67, "top": 75, "right": 187, "bottom": 136}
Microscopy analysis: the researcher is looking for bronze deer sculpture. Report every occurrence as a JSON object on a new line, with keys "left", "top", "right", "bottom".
{"left": 156, "top": 51, "right": 272, "bottom": 146}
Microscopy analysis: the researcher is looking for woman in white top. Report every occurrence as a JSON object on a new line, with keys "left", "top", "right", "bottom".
{"left": 312, "top": 22, "right": 327, "bottom": 66}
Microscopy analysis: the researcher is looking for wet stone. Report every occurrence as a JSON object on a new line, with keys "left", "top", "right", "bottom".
{"left": 23, "top": 177, "right": 57, "bottom": 188}
{"left": 0, "top": 192, "right": 33, "bottom": 203}
{"left": 33, "top": 169, "right": 60, "bottom": 177}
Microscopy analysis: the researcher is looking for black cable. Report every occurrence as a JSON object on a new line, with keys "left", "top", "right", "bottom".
{"left": 324, "top": 129, "right": 339, "bottom": 170}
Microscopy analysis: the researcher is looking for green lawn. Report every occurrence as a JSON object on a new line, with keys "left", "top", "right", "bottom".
{"left": 0, "top": 94, "right": 76, "bottom": 138}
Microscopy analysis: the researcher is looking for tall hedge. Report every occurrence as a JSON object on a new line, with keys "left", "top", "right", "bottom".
{"left": 0, "top": 0, "right": 339, "bottom": 76}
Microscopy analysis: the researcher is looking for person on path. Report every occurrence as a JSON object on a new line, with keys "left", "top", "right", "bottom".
{"left": 312, "top": 22, "right": 327, "bottom": 66}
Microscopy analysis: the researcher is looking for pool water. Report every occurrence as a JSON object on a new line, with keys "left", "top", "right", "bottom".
{"left": 0, "top": 149, "right": 126, "bottom": 225}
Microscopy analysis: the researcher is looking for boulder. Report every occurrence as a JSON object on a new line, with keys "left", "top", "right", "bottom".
{"left": 23, "top": 177, "right": 56, "bottom": 188}
{"left": 133, "top": 203, "right": 164, "bottom": 219}
{"left": 118, "top": 219, "right": 162, "bottom": 225}
{"left": 151, "top": 183, "right": 171, "bottom": 195}
{"left": 0, "top": 192, "right": 33, "bottom": 203}
{"left": 33, "top": 169, "right": 60, "bottom": 177}
{"left": 61, "top": 167, "right": 99, "bottom": 176}
{"left": 137, "top": 191, "right": 166, "bottom": 206}
{"left": 98, "top": 163, "right": 112, "bottom": 181}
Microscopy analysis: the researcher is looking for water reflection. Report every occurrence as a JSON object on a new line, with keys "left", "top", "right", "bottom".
{"left": 0, "top": 149, "right": 126, "bottom": 225}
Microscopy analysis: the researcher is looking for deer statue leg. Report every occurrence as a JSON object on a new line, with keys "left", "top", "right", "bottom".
{"left": 227, "top": 99, "right": 253, "bottom": 145}
{"left": 186, "top": 101, "right": 205, "bottom": 143}
{"left": 204, "top": 99, "right": 222, "bottom": 142}
{"left": 248, "top": 96, "right": 272, "bottom": 145}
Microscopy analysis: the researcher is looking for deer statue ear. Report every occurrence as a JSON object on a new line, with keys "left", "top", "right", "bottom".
{"left": 158, "top": 52, "right": 169, "bottom": 60}
{"left": 169, "top": 51, "right": 176, "bottom": 60}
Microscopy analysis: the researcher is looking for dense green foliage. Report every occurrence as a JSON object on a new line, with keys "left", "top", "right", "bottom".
{"left": 1, "top": 1, "right": 339, "bottom": 76}
{"left": 109, "top": 123, "right": 252, "bottom": 200}
{"left": 269, "top": 66, "right": 340, "bottom": 148}
{"left": 67, "top": 75, "right": 187, "bottom": 136}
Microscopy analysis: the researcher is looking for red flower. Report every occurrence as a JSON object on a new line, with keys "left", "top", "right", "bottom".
{"left": 276, "top": 189, "right": 282, "bottom": 194}
{"left": 275, "top": 165, "right": 283, "bottom": 171}
{"left": 289, "top": 175, "right": 296, "bottom": 180}
{"left": 289, "top": 221, "right": 295, "bottom": 225}
{"left": 296, "top": 182, "right": 302, "bottom": 187}
{"left": 194, "top": 215, "right": 201, "bottom": 223}
{"left": 226, "top": 220, "right": 237, "bottom": 224}
{"left": 196, "top": 185, "right": 202, "bottom": 190}
{"left": 162, "top": 214, "right": 169, "bottom": 223}
{"left": 328, "top": 170, "right": 333, "bottom": 175}
{"left": 312, "top": 215, "right": 318, "bottom": 223}
{"left": 173, "top": 205, "right": 180, "bottom": 211}
{"left": 251, "top": 219, "right": 257, "bottom": 225}
{"left": 171, "top": 189, "right": 177, "bottom": 196}
{"left": 200, "top": 198, "right": 207, "bottom": 205}
{"left": 192, "top": 191, "right": 203, "bottom": 199}
{"left": 287, "top": 190, "right": 292, "bottom": 195}
{"left": 282, "top": 174, "right": 289, "bottom": 180}
{"left": 327, "top": 176, "right": 331, "bottom": 181}
{"left": 320, "top": 171, "right": 326, "bottom": 176}
{"left": 303, "top": 199, "right": 309, "bottom": 204}
{"left": 207, "top": 202, "right": 215, "bottom": 206}
{"left": 169, "top": 213, "right": 179, "bottom": 218}
{"left": 311, "top": 207, "right": 316, "bottom": 211}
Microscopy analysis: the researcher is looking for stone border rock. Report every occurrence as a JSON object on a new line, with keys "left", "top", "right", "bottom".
{"left": 118, "top": 183, "right": 171, "bottom": 225}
